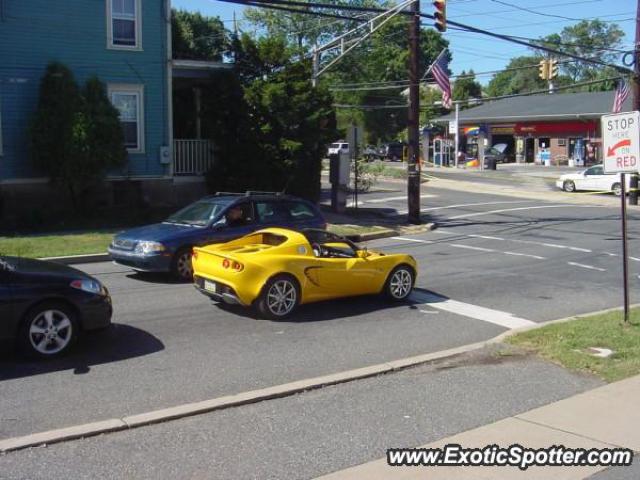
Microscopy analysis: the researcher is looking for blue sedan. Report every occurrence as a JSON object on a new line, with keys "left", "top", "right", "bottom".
{"left": 108, "top": 193, "right": 326, "bottom": 280}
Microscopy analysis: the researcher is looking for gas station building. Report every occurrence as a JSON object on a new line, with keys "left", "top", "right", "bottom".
{"left": 435, "top": 90, "right": 632, "bottom": 166}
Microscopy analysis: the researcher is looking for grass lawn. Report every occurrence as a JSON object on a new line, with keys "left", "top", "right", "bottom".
{"left": 507, "top": 309, "right": 640, "bottom": 383}
{"left": 0, "top": 232, "right": 115, "bottom": 258}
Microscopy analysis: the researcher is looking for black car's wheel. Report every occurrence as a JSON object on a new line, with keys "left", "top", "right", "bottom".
{"left": 19, "top": 302, "right": 78, "bottom": 359}
{"left": 563, "top": 180, "right": 576, "bottom": 193}
{"left": 383, "top": 265, "right": 415, "bottom": 301}
{"left": 256, "top": 274, "right": 300, "bottom": 320}
{"left": 172, "top": 247, "right": 193, "bottom": 281}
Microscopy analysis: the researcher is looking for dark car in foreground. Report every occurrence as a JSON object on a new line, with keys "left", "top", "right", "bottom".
{"left": 0, "top": 257, "right": 112, "bottom": 358}
{"left": 108, "top": 192, "right": 327, "bottom": 281}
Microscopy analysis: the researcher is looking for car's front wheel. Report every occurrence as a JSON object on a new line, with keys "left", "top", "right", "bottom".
{"left": 612, "top": 182, "right": 622, "bottom": 196}
{"left": 19, "top": 302, "right": 78, "bottom": 358}
{"left": 256, "top": 274, "right": 300, "bottom": 320}
{"left": 172, "top": 248, "right": 193, "bottom": 281}
{"left": 563, "top": 180, "right": 576, "bottom": 192}
{"left": 384, "top": 265, "right": 415, "bottom": 301}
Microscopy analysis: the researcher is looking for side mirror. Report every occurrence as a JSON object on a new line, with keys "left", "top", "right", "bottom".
{"left": 212, "top": 218, "right": 227, "bottom": 229}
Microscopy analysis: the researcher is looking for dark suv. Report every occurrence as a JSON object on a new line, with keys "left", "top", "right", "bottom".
{"left": 109, "top": 192, "right": 326, "bottom": 280}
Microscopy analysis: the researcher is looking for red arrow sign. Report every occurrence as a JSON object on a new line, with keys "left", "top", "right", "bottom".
{"left": 607, "top": 139, "right": 631, "bottom": 157}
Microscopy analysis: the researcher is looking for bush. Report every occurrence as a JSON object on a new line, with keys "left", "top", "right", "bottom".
{"left": 30, "top": 64, "right": 126, "bottom": 211}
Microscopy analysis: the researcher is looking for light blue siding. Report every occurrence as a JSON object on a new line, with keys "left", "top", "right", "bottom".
{"left": 0, "top": 0, "right": 169, "bottom": 180}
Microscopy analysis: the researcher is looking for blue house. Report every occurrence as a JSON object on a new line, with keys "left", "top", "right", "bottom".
{"left": 0, "top": 0, "right": 218, "bottom": 215}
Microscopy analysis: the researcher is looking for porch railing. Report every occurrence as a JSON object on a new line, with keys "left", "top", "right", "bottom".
{"left": 173, "top": 139, "right": 214, "bottom": 176}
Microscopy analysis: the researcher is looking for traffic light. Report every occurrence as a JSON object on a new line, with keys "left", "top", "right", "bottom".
{"left": 548, "top": 59, "right": 558, "bottom": 79}
{"left": 538, "top": 59, "right": 549, "bottom": 80}
{"left": 433, "top": 0, "right": 446, "bottom": 32}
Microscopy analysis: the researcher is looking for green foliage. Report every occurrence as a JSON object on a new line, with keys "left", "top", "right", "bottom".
{"left": 452, "top": 70, "right": 482, "bottom": 106}
{"left": 485, "top": 56, "right": 547, "bottom": 97}
{"left": 205, "top": 40, "right": 338, "bottom": 202}
{"left": 30, "top": 64, "right": 126, "bottom": 210}
{"left": 172, "top": 9, "right": 228, "bottom": 61}
{"left": 536, "top": 20, "right": 625, "bottom": 85}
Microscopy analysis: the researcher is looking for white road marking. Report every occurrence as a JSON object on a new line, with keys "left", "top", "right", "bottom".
{"left": 391, "top": 237, "right": 433, "bottom": 244}
{"left": 539, "top": 243, "right": 592, "bottom": 253}
{"left": 567, "top": 262, "right": 606, "bottom": 272}
{"left": 419, "top": 309, "right": 440, "bottom": 314}
{"left": 630, "top": 257, "right": 640, "bottom": 262}
{"left": 449, "top": 204, "right": 602, "bottom": 220}
{"left": 468, "top": 234, "right": 505, "bottom": 241}
{"left": 503, "top": 251, "right": 546, "bottom": 260}
{"left": 450, "top": 244, "right": 495, "bottom": 252}
{"left": 393, "top": 200, "right": 532, "bottom": 216}
{"left": 604, "top": 252, "right": 618, "bottom": 257}
{"left": 367, "top": 194, "right": 435, "bottom": 203}
{"left": 411, "top": 291, "right": 536, "bottom": 329}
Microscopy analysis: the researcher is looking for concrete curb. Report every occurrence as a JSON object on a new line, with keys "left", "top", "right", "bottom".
{"left": 1, "top": 299, "right": 631, "bottom": 454}
{"left": 40, "top": 253, "right": 110, "bottom": 265}
{"left": 346, "top": 223, "right": 436, "bottom": 242}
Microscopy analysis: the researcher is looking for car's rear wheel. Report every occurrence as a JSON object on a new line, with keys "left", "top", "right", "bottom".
{"left": 563, "top": 180, "right": 576, "bottom": 192}
{"left": 384, "top": 265, "right": 415, "bottom": 301}
{"left": 172, "top": 248, "right": 193, "bottom": 282}
{"left": 256, "top": 274, "right": 300, "bottom": 320}
{"left": 19, "top": 302, "right": 78, "bottom": 359}
{"left": 612, "top": 182, "right": 622, "bottom": 196}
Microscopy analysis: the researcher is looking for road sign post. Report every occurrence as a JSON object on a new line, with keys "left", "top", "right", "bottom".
{"left": 602, "top": 111, "right": 640, "bottom": 323}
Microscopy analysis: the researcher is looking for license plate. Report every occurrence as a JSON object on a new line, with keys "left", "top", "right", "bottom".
{"left": 204, "top": 280, "right": 217, "bottom": 293}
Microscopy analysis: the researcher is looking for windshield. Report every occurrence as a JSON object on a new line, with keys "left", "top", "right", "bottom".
{"left": 330, "top": 143, "right": 340, "bottom": 148}
{"left": 165, "top": 200, "right": 232, "bottom": 226}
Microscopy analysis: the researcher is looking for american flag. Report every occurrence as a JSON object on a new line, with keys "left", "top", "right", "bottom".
{"left": 431, "top": 51, "right": 452, "bottom": 109}
{"left": 612, "top": 78, "right": 630, "bottom": 113}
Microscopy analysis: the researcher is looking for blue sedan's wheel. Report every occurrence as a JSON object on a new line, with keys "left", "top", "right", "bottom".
{"left": 172, "top": 248, "right": 193, "bottom": 282}
{"left": 19, "top": 302, "right": 77, "bottom": 358}
{"left": 256, "top": 275, "right": 300, "bottom": 320}
{"left": 384, "top": 265, "right": 415, "bottom": 301}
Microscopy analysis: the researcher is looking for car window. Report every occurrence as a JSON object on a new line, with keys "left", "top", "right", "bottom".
{"left": 330, "top": 143, "right": 340, "bottom": 148}
{"left": 256, "top": 201, "right": 289, "bottom": 224}
{"left": 221, "top": 202, "right": 254, "bottom": 227}
{"left": 585, "top": 166, "right": 603, "bottom": 176}
{"left": 286, "top": 201, "right": 316, "bottom": 220}
{"left": 166, "top": 199, "right": 232, "bottom": 226}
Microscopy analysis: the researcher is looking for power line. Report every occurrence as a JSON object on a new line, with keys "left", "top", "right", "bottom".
{"left": 488, "top": 0, "right": 589, "bottom": 21}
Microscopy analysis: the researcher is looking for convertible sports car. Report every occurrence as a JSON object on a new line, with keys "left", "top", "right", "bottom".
{"left": 192, "top": 228, "right": 417, "bottom": 319}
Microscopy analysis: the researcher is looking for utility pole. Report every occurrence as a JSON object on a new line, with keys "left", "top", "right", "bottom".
{"left": 407, "top": 0, "right": 421, "bottom": 224}
{"left": 630, "top": 0, "right": 640, "bottom": 205}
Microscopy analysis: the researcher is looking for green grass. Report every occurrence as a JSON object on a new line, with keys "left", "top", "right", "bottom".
{"left": 507, "top": 309, "right": 640, "bottom": 382}
{"left": 327, "top": 224, "right": 391, "bottom": 237}
{"left": 0, "top": 232, "right": 115, "bottom": 258}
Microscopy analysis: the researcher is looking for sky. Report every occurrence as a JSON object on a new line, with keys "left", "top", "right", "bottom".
{"left": 172, "top": 0, "right": 637, "bottom": 85}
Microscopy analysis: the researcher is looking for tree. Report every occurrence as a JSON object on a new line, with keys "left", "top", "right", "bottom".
{"left": 30, "top": 63, "right": 126, "bottom": 209}
{"left": 452, "top": 70, "right": 482, "bottom": 105}
{"left": 485, "top": 55, "right": 548, "bottom": 98}
{"left": 536, "top": 20, "right": 625, "bottom": 86}
{"left": 172, "top": 9, "right": 228, "bottom": 61}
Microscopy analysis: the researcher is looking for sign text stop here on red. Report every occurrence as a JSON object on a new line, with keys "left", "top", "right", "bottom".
{"left": 602, "top": 112, "right": 640, "bottom": 173}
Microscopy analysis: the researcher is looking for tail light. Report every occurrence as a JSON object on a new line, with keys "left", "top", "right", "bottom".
{"left": 222, "top": 258, "right": 243, "bottom": 271}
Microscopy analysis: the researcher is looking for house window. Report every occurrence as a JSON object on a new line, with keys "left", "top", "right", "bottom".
{"left": 109, "top": 85, "right": 144, "bottom": 153}
{"left": 558, "top": 138, "right": 566, "bottom": 146}
{"left": 107, "top": 0, "right": 142, "bottom": 49}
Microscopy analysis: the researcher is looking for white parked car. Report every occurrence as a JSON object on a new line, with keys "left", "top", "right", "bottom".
{"left": 556, "top": 164, "right": 627, "bottom": 196}
{"left": 328, "top": 142, "right": 349, "bottom": 156}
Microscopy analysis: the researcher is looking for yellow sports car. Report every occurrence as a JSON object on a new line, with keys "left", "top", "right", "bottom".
{"left": 192, "top": 228, "right": 417, "bottom": 319}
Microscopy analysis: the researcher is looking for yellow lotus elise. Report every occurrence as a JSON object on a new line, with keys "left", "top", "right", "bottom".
{"left": 192, "top": 228, "right": 417, "bottom": 319}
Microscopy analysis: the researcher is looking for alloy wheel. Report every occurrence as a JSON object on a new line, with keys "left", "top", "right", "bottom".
{"left": 28, "top": 309, "right": 73, "bottom": 355}
{"left": 267, "top": 280, "right": 297, "bottom": 316}
{"left": 389, "top": 269, "right": 413, "bottom": 300}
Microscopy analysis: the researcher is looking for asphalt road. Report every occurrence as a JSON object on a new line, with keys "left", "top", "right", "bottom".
{"left": 1, "top": 181, "right": 638, "bottom": 479}
{"left": 0, "top": 346, "right": 603, "bottom": 480}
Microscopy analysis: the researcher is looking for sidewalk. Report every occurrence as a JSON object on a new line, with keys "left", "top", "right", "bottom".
{"left": 317, "top": 374, "right": 640, "bottom": 480}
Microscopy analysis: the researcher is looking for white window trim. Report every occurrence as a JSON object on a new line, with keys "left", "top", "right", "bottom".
{"left": 108, "top": 84, "right": 145, "bottom": 154}
{"left": 106, "top": 0, "right": 143, "bottom": 51}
